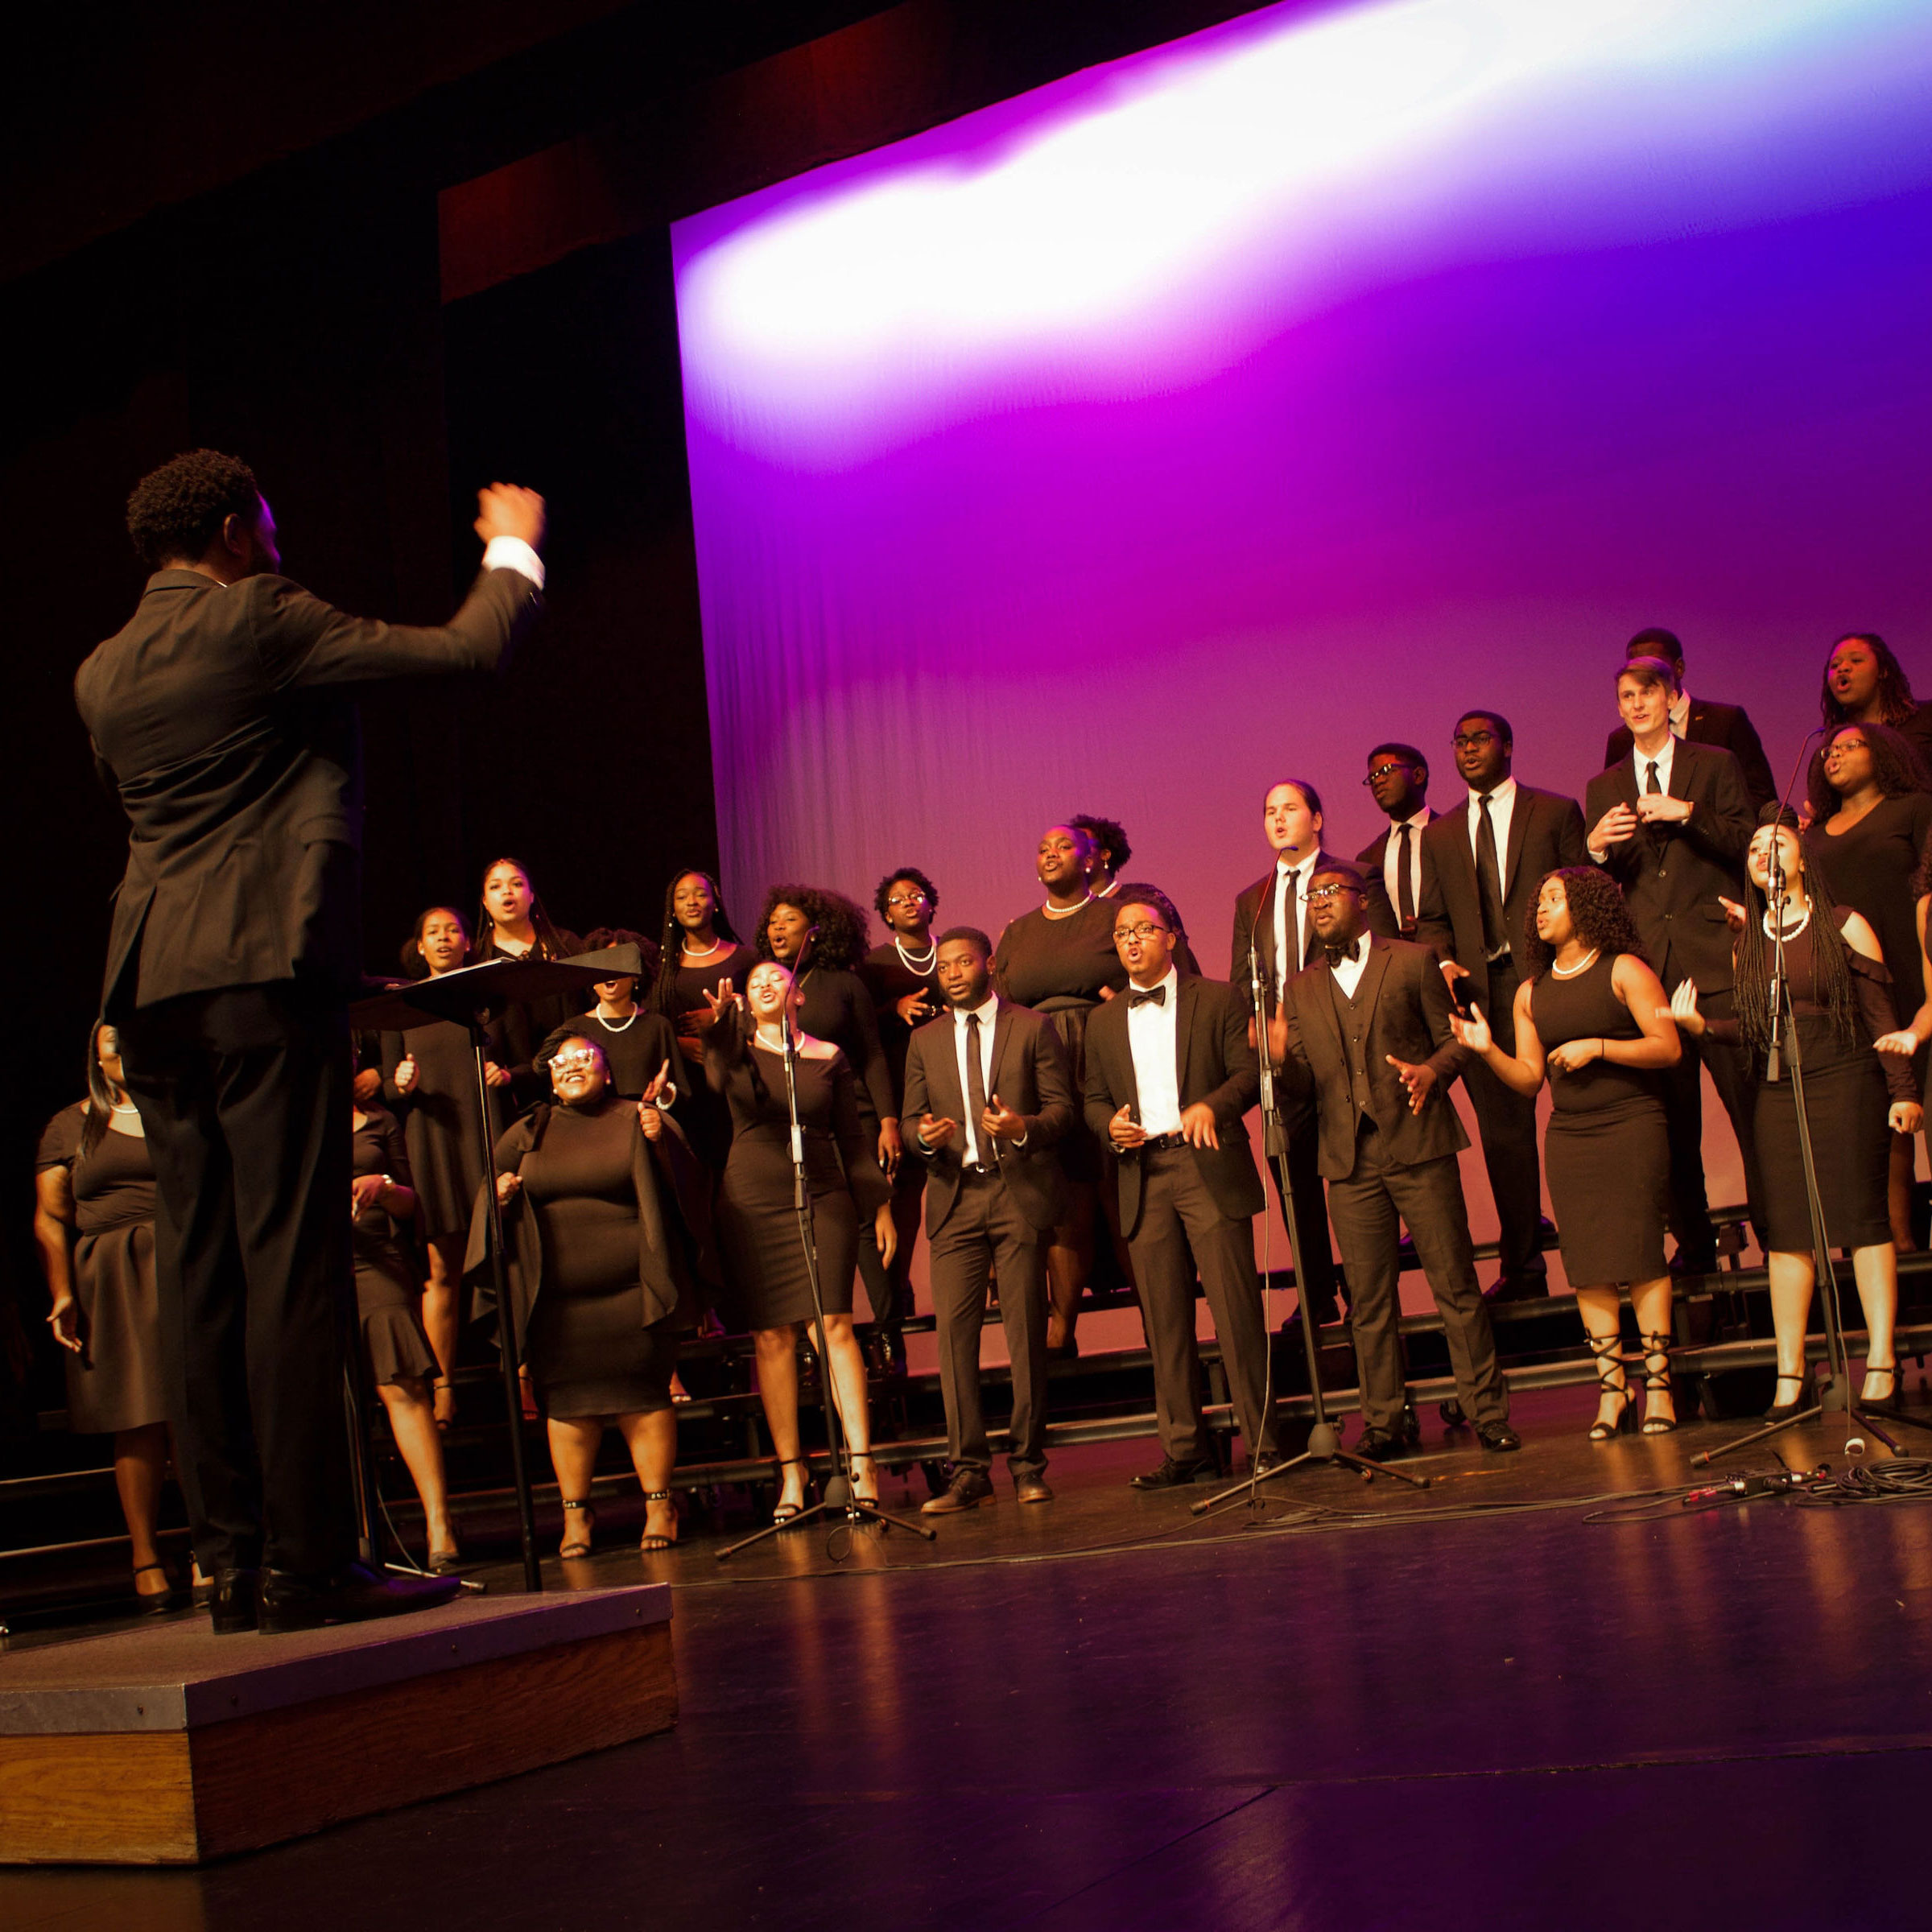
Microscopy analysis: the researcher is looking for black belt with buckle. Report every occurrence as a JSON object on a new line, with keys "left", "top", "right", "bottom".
{"left": 1139, "top": 1130, "right": 1187, "bottom": 1152}
{"left": 961, "top": 1161, "right": 998, "bottom": 1179}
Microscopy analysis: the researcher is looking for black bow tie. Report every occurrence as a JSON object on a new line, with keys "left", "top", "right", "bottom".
{"left": 1324, "top": 938, "right": 1364, "bottom": 968}
{"left": 1129, "top": 985, "right": 1167, "bottom": 1009}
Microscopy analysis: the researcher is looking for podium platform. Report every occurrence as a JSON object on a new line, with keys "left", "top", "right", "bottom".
{"left": 0, "top": 1584, "right": 673, "bottom": 1865}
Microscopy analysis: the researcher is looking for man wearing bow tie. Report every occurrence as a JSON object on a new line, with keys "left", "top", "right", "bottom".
{"left": 1273, "top": 862, "right": 1516, "bottom": 1459}
{"left": 1084, "top": 888, "right": 1279, "bottom": 1487}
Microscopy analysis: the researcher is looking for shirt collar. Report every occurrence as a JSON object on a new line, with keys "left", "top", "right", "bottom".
{"left": 1467, "top": 776, "right": 1517, "bottom": 809}
{"left": 1276, "top": 848, "right": 1317, "bottom": 874}
{"left": 1635, "top": 736, "right": 1675, "bottom": 777}
{"left": 1129, "top": 967, "right": 1180, "bottom": 1002}
{"left": 1669, "top": 688, "right": 1690, "bottom": 731}
{"left": 952, "top": 992, "right": 998, "bottom": 1028}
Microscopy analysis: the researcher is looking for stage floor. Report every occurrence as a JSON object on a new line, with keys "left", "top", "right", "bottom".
{"left": 7, "top": 1381, "right": 1932, "bottom": 1927}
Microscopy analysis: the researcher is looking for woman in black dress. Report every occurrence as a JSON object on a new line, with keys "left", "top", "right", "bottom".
{"left": 1819, "top": 632, "right": 1932, "bottom": 786}
{"left": 1804, "top": 721, "right": 1932, "bottom": 1249}
{"left": 861, "top": 868, "right": 945, "bottom": 1333}
{"left": 477, "top": 1038, "right": 704, "bottom": 1556}
{"left": 383, "top": 905, "right": 515, "bottom": 1426}
{"left": 473, "top": 855, "right": 585, "bottom": 1092}
{"left": 1450, "top": 869, "right": 1681, "bottom": 1437}
{"left": 704, "top": 963, "right": 895, "bottom": 1521}
{"left": 758, "top": 884, "right": 900, "bottom": 1327}
{"left": 649, "top": 869, "right": 757, "bottom": 1174}
{"left": 32, "top": 1024, "right": 180, "bottom": 1606}
{"left": 349, "top": 1100, "right": 459, "bottom": 1570}
{"left": 1674, "top": 811, "right": 1922, "bottom": 1415}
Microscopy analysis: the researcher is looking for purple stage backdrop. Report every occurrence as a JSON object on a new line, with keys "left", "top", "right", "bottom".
{"left": 673, "top": 0, "right": 1932, "bottom": 1294}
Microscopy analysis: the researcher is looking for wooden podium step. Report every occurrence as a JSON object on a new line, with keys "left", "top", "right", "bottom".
{"left": 0, "top": 1583, "right": 674, "bottom": 1865}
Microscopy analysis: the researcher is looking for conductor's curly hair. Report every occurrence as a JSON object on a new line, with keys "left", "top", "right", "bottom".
{"left": 756, "top": 884, "right": 871, "bottom": 972}
{"left": 126, "top": 450, "right": 262, "bottom": 570}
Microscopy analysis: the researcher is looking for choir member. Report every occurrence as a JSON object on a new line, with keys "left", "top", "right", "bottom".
{"left": 473, "top": 855, "right": 584, "bottom": 1089}
{"left": 1415, "top": 710, "right": 1586, "bottom": 1301}
{"left": 861, "top": 869, "right": 946, "bottom": 1332}
{"left": 1084, "top": 887, "right": 1281, "bottom": 1484}
{"left": 704, "top": 965, "right": 895, "bottom": 1521}
{"left": 33, "top": 1025, "right": 180, "bottom": 1605}
{"left": 383, "top": 906, "right": 514, "bottom": 1427}
{"left": 1820, "top": 632, "right": 1932, "bottom": 780}
{"left": 1274, "top": 864, "right": 1517, "bottom": 1459}
{"left": 1228, "top": 782, "right": 1358, "bottom": 1328}
{"left": 1602, "top": 628, "right": 1777, "bottom": 815}
{"left": 1072, "top": 813, "right": 1131, "bottom": 899}
{"left": 349, "top": 1099, "right": 459, "bottom": 1569}
{"left": 1672, "top": 812, "right": 1920, "bottom": 1414}
{"left": 1803, "top": 722, "right": 1932, "bottom": 1250}
{"left": 539, "top": 927, "right": 681, "bottom": 1102}
{"left": 1356, "top": 743, "right": 1435, "bottom": 939}
{"left": 1449, "top": 868, "right": 1682, "bottom": 1437}
{"left": 1586, "top": 655, "right": 1763, "bottom": 1273}
{"left": 474, "top": 1037, "right": 705, "bottom": 1555}
{"left": 902, "top": 928, "right": 1075, "bottom": 1509}
{"left": 649, "top": 868, "right": 756, "bottom": 1174}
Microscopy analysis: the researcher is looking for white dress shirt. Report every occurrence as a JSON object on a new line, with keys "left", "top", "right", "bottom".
{"left": 1382, "top": 809, "right": 1430, "bottom": 922}
{"left": 1464, "top": 774, "right": 1517, "bottom": 869}
{"left": 1327, "top": 933, "right": 1371, "bottom": 1000}
{"left": 951, "top": 993, "right": 1001, "bottom": 1167}
{"left": 1633, "top": 734, "right": 1677, "bottom": 795}
{"left": 481, "top": 535, "right": 546, "bottom": 591}
{"left": 1669, "top": 688, "right": 1690, "bottom": 738}
{"left": 1124, "top": 967, "right": 1183, "bottom": 1136}
{"left": 1271, "top": 852, "right": 1319, "bottom": 994}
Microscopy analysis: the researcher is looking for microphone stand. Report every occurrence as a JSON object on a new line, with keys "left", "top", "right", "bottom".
{"left": 719, "top": 969, "right": 933, "bottom": 1558}
{"left": 1696, "top": 729, "right": 1930, "bottom": 1463}
{"left": 1197, "top": 871, "right": 1427, "bottom": 1512}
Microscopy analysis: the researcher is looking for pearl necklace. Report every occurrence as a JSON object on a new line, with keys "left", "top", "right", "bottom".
{"left": 1042, "top": 893, "right": 1095, "bottom": 920}
{"left": 682, "top": 935, "right": 727, "bottom": 963}
{"left": 597, "top": 1009, "right": 640, "bottom": 1033}
{"left": 1765, "top": 904, "right": 1812, "bottom": 940}
{"left": 1550, "top": 947, "right": 1601, "bottom": 979}
{"left": 109, "top": 1100, "right": 141, "bottom": 1115}
{"left": 894, "top": 935, "right": 938, "bottom": 975}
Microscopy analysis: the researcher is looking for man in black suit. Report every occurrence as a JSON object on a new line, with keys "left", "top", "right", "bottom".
{"left": 903, "top": 927, "right": 1075, "bottom": 1513}
{"left": 77, "top": 449, "right": 543, "bottom": 1633}
{"left": 1086, "top": 888, "right": 1279, "bottom": 1487}
{"left": 1356, "top": 742, "right": 1436, "bottom": 939}
{"left": 1275, "top": 864, "right": 1517, "bottom": 1457}
{"left": 1229, "top": 780, "right": 1380, "bottom": 1328}
{"left": 1414, "top": 709, "right": 1585, "bottom": 1301}
{"left": 1602, "top": 627, "right": 1777, "bottom": 816}
{"left": 1586, "top": 654, "right": 1762, "bottom": 1271}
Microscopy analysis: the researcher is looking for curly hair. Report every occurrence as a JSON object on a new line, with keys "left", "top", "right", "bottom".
{"left": 756, "top": 884, "right": 870, "bottom": 972}
{"left": 648, "top": 869, "right": 741, "bottom": 1014}
{"left": 1521, "top": 866, "right": 1648, "bottom": 976}
{"left": 1806, "top": 720, "right": 1931, "bottom": 821}
{"left": 1821, "top": 632, "right": 1918, "bottom": 730}
{"left": 873, "top": 866, "right": 939, "bottom": 923}
{"left": 126, "top": 450, "right": 262, "bottom": 570}
{"left": 1071, "top": 815, "right": 1131, "bottom": 877}
{"left": 1736, "top": 808, "right": 1856, "bottom": 1056}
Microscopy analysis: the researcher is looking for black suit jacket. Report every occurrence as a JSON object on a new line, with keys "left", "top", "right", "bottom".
{"left": 1278, "top": 936, "right": 1472, "bottom": 1179}
{"left": 1583, "top": 740, "right": 1752, "bottom": 993}
{"left": 1082, "top": 974, "right": 1264, "bottom": 1236}
{"left": 78, "top": 564, "right": 539, "bottom": 1010}
{"left": 1357, "top": 810, "right": 1437, "bottom": 936}
{"left": 901, "top": 1000, "right": 1074, "bottom": 1237}
{"left": 1231, "top": 848, "right": 1393, "bottom": 1016}
{"left": 1414, "top": 786, "right": 1587, "bottom": 976}
{"left": 1604, "top": 696, "right": 1775, "bottom": 815}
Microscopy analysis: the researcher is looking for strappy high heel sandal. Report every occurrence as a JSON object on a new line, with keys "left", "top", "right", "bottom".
{"left": 559, "top": 1498, "right": 595, "bottom": 1558}
{"left": 639, "top": 1488, "right": 679, "bottom": 1552}
{"left": 1587, "top": 1335, "right": 1635, "bottom": 1441}
{"left": 1640, "top": 1331, "right": 1678, "bottom": 1435}
{"left": 849, "top": 1451, "right": 880, "bottom": 1507}
{"left": 773, "top": 1457, "right": 810, "bottom": 1526}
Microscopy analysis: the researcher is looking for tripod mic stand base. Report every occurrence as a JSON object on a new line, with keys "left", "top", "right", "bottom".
{"left": 1693, "top": 1388, "right": 1932, "bottom": 1466}
{"left": 1192, "top": 1443, "right": 1431, "bottom": 1514}
{"left": 716, "top": 1495, "right": 938, "bottom": 1560}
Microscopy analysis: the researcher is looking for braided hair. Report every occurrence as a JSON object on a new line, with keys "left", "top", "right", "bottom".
{"left": 1821, "top": 632, "right": 1918, "bottom": 730}
{"left": 650, "top": 869, "right": 741, "bottom": 1016}
{"left": 1734, "top": 806, "right": 1856, "bottom": 1056}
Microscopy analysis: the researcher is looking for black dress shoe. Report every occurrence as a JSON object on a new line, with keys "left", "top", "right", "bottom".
{"left": 1015, "top": 1476, "right": 1055, "bottom": 1505}
{"left": 1476, "top": 1421, "right": 1521, "bottom": 1453}
{"left": 922, "top": 1468, "right": 995, "bottom": 1514}
{"left": 1130, "top": 1455, "right": 1216, "bottom": 1489}
{"left": 258, "top": 1562, "right": 460, "bottom": 1636}
{"left": 1352, "top": 1427, "right": 1414, "bottom": 1463}
{"left": 1483, "top": 1275, "right": 1550, "bottom": 1305}
{"left": 210, "top": 1566, "right": 260, "bottom": 1635}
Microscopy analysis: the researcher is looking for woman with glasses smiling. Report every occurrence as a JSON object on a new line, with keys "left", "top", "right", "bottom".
{"left": 1803, "top": 721, "right": 1932, "bottom": 1251}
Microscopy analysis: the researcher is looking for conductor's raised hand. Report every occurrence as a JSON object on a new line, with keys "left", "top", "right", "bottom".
{"left": 1179, "top": 1101, "right": 1220, "bottom": 1151}
{"left": 495, "top": 1170, "right": 523, "bottom": 1205}
{"left": 1109, "top": 1104, "right": 1147, "bottom": 1150}
{"left": 1387, "top": 1055, "right": 1436, "bottom": 1114}
{"left": 475, "top": 483, "right": 546, "bottom": 551}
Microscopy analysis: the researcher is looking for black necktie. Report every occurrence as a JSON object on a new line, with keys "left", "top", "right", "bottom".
{"left": 1645, "top": 760, "right": 1662, "bottom": 795}
{"left": 1129, "top": 985, "right": 1167, "bottom": 1009}
{"left": 1396, "top": 823, "right": 1415, "bottom": 929}
{"left": 1476, "top": 793, "right": 1507, "bottom": 958}
{"left": 964, "top": 1011, "right": 990, "bottom": 1162}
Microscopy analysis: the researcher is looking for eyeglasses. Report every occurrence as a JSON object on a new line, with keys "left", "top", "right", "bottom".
{"left": 1114, "top": 923, "right": 1170, "bottom": 943}
{"left": 1451, "top": 731, "right": 1498, "bottom": 751}
{"left": 885, "top": 890, "right": 927, "bottom": 908}
{"left": 1304, "top": 884, "right": 1362, "bottom": 904}
{"left": 1827, "top": 738, "right": 1868, "bottom": 754}
{"left": 550, "top": 1051, "right": 601, "bottom": 1073}
{"left": 1362, "top": 762, "right": 1415, "bottom": 786}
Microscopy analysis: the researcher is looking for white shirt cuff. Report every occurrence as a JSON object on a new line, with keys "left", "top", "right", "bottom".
{"left": 482, "top": 535, "right": 545, "bottom": 590}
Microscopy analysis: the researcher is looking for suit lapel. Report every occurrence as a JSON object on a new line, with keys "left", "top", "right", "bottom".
{"left": 1174, "top": 974, "right": 1197, "bottom": 1100}
{"left": 1502, "top": 791, "right": 1532, "bottom": 897}
{"left": 1356, "top": 935, "right": 1394, "bottom": 1035}
{"left": 988, "top": 1002, "right": 1015, "bottom": 1102}
{"left": 930, "top": 1015, "right": 967, "bottom": 1122}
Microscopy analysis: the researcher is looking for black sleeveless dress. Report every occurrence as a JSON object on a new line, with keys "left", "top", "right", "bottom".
{"left": 1529, "top": 953, "right": 1670, "bottom": 1286}
{"left": 350, "top": 1106, "right": 439, "bottom": 1386}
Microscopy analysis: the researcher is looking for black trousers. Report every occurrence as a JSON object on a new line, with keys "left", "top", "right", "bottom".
{"left": 118, "top": 983, "right": 356, "bottom": 1577}
{"left": 1661, "top": 983, "right": 1765, "bottom": 1267}
{"left": 1129, "top": 1146, "right": 1278, "bottom": 1463}
{"left": 1269, "top": 1099, "right": 1342, "bottom": 1324}
{"left": 1325, "top": 1128, "right": 1509, "bottom": 1434}
{"left": 928, "top": 1173, "right": 1049, "bottom": 1478}
{"left": 1461, "top": 958, "right": 1547, "bottom": 1287}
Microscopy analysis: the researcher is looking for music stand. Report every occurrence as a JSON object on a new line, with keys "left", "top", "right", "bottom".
{"left": 353, "top": 943, "right": 640, "bottom": 1592}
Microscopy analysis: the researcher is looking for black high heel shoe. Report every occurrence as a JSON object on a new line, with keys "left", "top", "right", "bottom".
{"left": 1587, "top": 1335, "right": 1636, "bottom": 1441}
{"left": 773, "top": 1456, "right": 811, "bottom": 1527}
{"left": 1861, "top": 1360, "right": 1901, "bottom": 1410}
{"left": 1765, "top": 1368, "right": 1811, "bottom": 1421}
{"left": 1640, "top": 1331, "right": 1678, "bottom": 1435}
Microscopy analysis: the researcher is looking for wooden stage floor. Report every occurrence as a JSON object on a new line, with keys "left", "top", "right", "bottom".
{"left": 6, "top": 1381, "right": 1932, "bottom": 1927}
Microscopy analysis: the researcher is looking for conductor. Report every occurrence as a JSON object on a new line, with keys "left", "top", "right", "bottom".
{"left": 76, "top": 449, "right": 545, "bottom": 1633}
